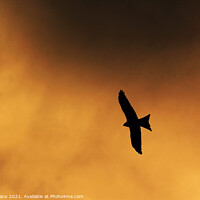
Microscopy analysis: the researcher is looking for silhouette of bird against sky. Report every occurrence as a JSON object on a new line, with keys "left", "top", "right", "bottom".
{"left": 118, "top": 90, "right": 152, "bottom": 154}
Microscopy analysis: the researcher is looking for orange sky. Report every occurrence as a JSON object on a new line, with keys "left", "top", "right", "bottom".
{"left": 0, "top": 1, "right": 200, "bottom": 200}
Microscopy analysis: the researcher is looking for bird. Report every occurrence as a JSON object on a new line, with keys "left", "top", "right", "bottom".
{"left": 118, "top": 90, "right": 152, "bottom": 154}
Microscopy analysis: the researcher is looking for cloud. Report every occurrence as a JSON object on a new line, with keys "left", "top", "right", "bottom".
{"left": 0, "top": 1, "right": 199, "bottom": 199}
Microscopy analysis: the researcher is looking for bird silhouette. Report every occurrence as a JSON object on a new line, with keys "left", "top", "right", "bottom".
{"left": 118, "top": 90, "right": 152, "bottom": 154}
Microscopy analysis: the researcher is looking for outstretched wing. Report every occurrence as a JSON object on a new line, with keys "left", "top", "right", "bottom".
{"left": 118, "top": 90, "right": 138, "bottom": 120}
{"left": 130, "top": 125, "right": 142, "bottom": 154}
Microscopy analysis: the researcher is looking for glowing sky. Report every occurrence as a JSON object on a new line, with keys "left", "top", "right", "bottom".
{"left": 0, "top": 1, "right": 200, "bottom": 199}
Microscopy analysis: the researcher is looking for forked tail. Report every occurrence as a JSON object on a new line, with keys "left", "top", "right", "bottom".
{"left": 139, "top": 114, "right": 152, "bottom": 131}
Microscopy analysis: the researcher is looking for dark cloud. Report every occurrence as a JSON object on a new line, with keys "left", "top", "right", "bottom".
{"left": 5, "top": 0, "right": 200, "bottom": 57}
{"left": 1, "top": 0, "right": 200, "bottom": 91}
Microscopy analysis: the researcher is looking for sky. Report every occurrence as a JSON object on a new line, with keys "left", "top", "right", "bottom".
{"left": 0, "top": 1, "right": 200, "bottom": 199}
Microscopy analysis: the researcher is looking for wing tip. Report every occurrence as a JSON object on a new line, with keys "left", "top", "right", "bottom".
{"left": 119, "top": 90, "right": 125, "bottom": 95}
{"left": 135, "top": 148, "right": 142, "bottom": 154}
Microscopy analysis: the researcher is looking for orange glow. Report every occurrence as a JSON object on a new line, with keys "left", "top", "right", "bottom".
{"left": 0, "top": 1, "right": 200, "bottom": 200}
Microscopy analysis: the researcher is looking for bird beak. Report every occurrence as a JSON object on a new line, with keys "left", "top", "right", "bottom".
{"left": 123, "top": 122, "right": 129, "bottom": 127}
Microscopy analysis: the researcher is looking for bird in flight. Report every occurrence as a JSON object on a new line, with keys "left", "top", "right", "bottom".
{"left": 118, "top": 90, "right": 152, "bottom": 154}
